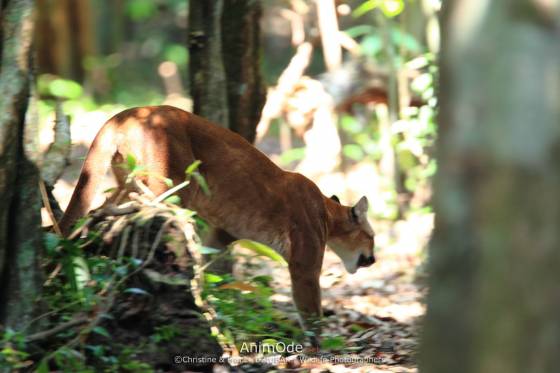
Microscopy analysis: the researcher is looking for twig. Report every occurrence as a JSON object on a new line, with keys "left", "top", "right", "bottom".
{"left": 117, "top": 226, "right": 132, "bottom": 261}
{"left": 199, "top": 246, "right": 233, "bottom": 273}
{"left": 39, "top": 180, "right": 62, "bottom": 236}
{"left": 21, "top": 299, "right": 83, "bottom": 332}
{"left": 96, "top": 203, "right": 139, "bottom": 217}
{"left": 68, "top": 217, "right": 93, "bottom": 240}
{"left": 132, "top": 179, "right": 156, "bottom": 198}
{"left": 44, "top": 263, "right": 62, "bottom": 286}
{"left": 26, "top": 316, "right": 88, "bottom": 343}
{"left": 152, "top": 180, "right": 190, "bottom": 204}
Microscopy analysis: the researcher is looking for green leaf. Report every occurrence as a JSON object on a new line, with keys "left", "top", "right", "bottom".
{"left": 391, "top": 28, "right": 421, "bottom": 53}
{"left": 48, "top": 79, "right": 83, "bottom": 99}
{"left": 192, "top": 172, "right": 210, "bottom": 196}
{"left": 199, "top": 246, "right": 221, "bottom": 255}
{"left": 341, "top": 114, "right": 362, "bottom": 134}
{"left": 233, "top": 239, "right": 287, "bottom": 265}
{"left": 380, "top": 0, "right": 405, "bottom": 17}
{"left": 124, "top": 287, "right": 151, "bottom": 296}
{"left": 361, "top": 34, "right": 383, "bottom": 57}
{"left": 205, "top": 273, "right": 224, "bottom": 283}
{"left": 44, "top": 232, "right": 61, "bottom": 255}
{"left": 397, "top": 149, "right": 418, "bottom": 170}
{"left": 126, "top": 0, "right": 157, "bottom": 21}
{"left": 185, "top": 160, "right": 202, "bottom": 175}
{"left": 115, "top": 265, "right": 129, "bottom": 277}
{"left": 164, "top": 44, "right": 189, "bottom": 66}
{"left": 344, "top": 25, "right": 376, "bottom": 38}
{"left": 63, "top": 252, "right": 89, "bottom": 295}
{"left": 343, "top": 144, "right": 365, "bottom": 161}
{"left": 36, "top": 360, "right": 49, "bottom": 373}
{"left": 126, "top": 153, "right": 137, "bottom": 171}
{"left": 92, "top": 326, "right": 111, "bottom": 338}
{"left": 321, "top": 336, "right": 346, "bottom": 350}
{"left": 279, "top": 147, "right": 305, "bottom": 166}
{"left": 164, "top": 195, "right": 181, "bottom": 205}
{"left": 163, "top": 178, "right": 174, "bottom": 187}
{"left": 353, "top": 0, "right": 379, "bottom": 17}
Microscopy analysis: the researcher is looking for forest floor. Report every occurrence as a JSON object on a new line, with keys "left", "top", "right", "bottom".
{"left": 42, "top": 109, "right": 433, "bottom": 372}
{"left": 244, "top": 212, "right": 432, "bottom": 373}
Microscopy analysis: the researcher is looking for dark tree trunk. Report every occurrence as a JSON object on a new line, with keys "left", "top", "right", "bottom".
{"left": 221, "top": 0, "right": 266, "bottom": 143}
{"left": 420, "top": 2, "right": 560, "bottom": 373}
{"left": 188, "top": 0, "right": 265, "bottom": 274}
{"left": 0, "top": 0, "right": 43, "bottom": 329}
{"left": 36, "top": 0, "right": 94, "bottom": 82}
{"left": 188, "top": 0, "right": 230, "bottom": 127}
{"left": 188, "top": 0, "right": 265, "bottom": 138}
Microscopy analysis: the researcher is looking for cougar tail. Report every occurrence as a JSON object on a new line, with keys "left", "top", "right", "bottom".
{"left": 58, "top": 123, "right": 117, "bottom": 236}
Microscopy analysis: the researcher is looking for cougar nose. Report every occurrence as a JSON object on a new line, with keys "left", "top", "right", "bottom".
{"left": 358, "top": 254, "right": 376, "bottom": 267}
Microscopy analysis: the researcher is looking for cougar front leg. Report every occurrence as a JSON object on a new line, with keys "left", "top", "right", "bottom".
{"left": 289, "top": 258, "right": 323, "bottom": 347}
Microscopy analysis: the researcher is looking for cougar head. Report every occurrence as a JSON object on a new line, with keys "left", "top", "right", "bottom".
{"left": 327, "top": 195, "right": 376, "bottom": 274}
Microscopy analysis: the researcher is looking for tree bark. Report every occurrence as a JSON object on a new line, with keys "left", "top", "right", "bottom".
{"left": 221, "top": 0, "right": 265, "bottom": 143}
{"left": 420, "top": 2, "right": 560, "bottom": 373}
{"left": 188, "top": 0, "right": 230, "bottom": 127}
{"left": 0, "top": 0, "right": 43, "bottom": 330}
{"left": 188, "top": 0, "right": 265, "bottom": 139}
{"left": 188, "top": 0, "right": 265, "bottom": 274}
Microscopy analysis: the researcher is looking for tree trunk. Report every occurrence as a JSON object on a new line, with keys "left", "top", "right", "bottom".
{"left": 420, "top": 2, "right": 560, "bottom": 373}
{"left": 188, "top": 0, "right": 265, "bottom": 274}
{"left": 188, "top": 0, "right": 265, "bottom": 138}
{"left": 188, "top": 0, "right": 230, "bottom": 127}
{"left": 36, "top": 0, "right": 94, "bottom": 82}
{"left": 0, "top": 0, "right": 43, "bottom": 330}
{"left": 221, "top": 0, "right": 265, "bottom": 143}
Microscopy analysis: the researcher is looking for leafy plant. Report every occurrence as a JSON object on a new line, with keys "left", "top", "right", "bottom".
{"left": 196, "top": 237, "right": 300, "bottom": 350}
{"left": 353, "top": 0, "right": 406, "bottom": 18}
{"left": 0, "top": 329, "right": 30, "bottom": 370}
{"left": 202, "top": 272, "right": 302, "bottom": 350}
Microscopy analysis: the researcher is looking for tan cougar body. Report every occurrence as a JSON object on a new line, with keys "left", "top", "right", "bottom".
{"left": 59, "top": 106, "right": 376, "bottom": 340}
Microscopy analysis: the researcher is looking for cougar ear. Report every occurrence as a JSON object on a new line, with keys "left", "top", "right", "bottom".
{"left": 330, "top": 195, "right": 340, "bottom": 203}
{"left": 351, "top": 196, "right": 369, "bottom": 222}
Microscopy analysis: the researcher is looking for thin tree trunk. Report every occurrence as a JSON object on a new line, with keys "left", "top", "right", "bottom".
{"left": 188, "top": 0, "right": 229, "bottom": 127}
{"left": 0, "top": 0, "right": 43, "bottom": 330}
{"left": 221, "top": 0, "right": 266, "bottom": 143}
{"left": 420, "top": 2, "right": 560, "bottom": 373}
